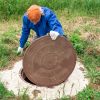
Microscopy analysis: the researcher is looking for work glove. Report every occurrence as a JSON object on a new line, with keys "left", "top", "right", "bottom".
{"left": 49, "top": 31, "right": 59, "bottom": 40}
{"left": 17, "top": 47, "right": 23, "bottom": 55}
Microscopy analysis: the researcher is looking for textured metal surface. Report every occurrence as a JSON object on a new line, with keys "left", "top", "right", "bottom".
{"left": 23, "top": 36, "right": 76, "bottom": 87}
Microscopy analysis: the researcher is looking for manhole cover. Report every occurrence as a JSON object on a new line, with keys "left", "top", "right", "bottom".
{"left": 23, "top": 36, "right": 76, "bottom": 87}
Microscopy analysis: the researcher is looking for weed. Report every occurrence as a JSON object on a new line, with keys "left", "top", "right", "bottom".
{"left": 76, "top": 86, "right": 100, "bottom": 100}
{"left": 60, "top": 95, "right": 70, "bottom": 100}
{"left": 69, "top": 33, "right": 87, "bottom": 54}
{"left": 87, "top": 69, "right": 100, "bottom": 84}
{"left": 79, "top": 42, "right": 100, "bottom": 83}
{"left": 79, "top": 50, "right": 100, "bottom": 84}
{"left": 17, "top": 88, "right": 30, "bottom": 100}
{"left": 0, "top": 82, "right": 15, "bottom": 99}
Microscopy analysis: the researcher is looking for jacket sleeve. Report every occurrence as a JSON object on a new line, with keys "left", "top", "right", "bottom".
{"left": 46, "top": 9, "right": 64, "bottom": 35}
{"left": 20, "top": 15, "right": 30, "bottom": 48}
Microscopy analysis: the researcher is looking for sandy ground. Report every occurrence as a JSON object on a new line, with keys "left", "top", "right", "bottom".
{"left": 0, "top": 60, "right": 89, "bottom": 100}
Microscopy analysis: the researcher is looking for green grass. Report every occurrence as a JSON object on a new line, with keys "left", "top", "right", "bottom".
{"left": 60, "top": 96, "right": 70, "bottom": 100}
{"left": 76, "top": 86, "right": 100, "bottom": 100}
{"left": 0, "top": 82, "right": 15, "bottom": 100}
{"left": 0, "top": 82, "right": 30, "bottom": 100}
{"left": 0, "top": 0, "right": 100, "bottom": 20}
{"left": 69, "top": 33, "right": 87, "bottom": 54}
{"left": 0, "top": 28, "right": 18, "bottom": 68}
{"left": 69, "top": 33, "right": 100, "bottom": 85}
{"left": 80, "top": 54, "right": 100, "bottom": 84}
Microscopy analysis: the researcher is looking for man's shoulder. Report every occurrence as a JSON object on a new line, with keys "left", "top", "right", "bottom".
{"left": 23, "top": 13, "right": 28, "bottom": 20}
{"left": 42, "top": 7, "right": 52, "bottom": 13}
{"left": 22, "top": 13, "right": 30, "bottom": 24}
{"left": 42, "top": 7, "right": 54, "bottom": 18}
{"left": 42, "top": 7, "right": 49, "bottom": 10}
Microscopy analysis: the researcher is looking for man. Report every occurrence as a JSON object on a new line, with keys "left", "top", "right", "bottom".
{"left": 17, "top": 5, "right": 64, "bottom": 54}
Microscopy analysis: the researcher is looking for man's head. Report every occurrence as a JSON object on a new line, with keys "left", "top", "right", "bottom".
{"left": 27, "top": 5, "right": 42, "bottom": 24}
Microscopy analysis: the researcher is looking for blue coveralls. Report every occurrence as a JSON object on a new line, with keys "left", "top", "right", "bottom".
{"left": 20, "top": 7, "right": 64, "bottom": 48}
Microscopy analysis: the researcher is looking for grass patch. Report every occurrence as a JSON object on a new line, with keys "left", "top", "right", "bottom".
{"left": 0, "top": 82, "right": 15, "bottom": 100}
{"left": 69, "top": 32, "right": 87, "bottom": 54}
{"left": 80, "top": 54, "right": 100, "bottom": 84}
{"left": 60, "top": 96, "right": 70, "bottom": 100}
{"left": 16, "top": 88, "right": 30, "bottom": 100}
{"left": 0, "top": 0, "right": 100, "bottom": 20}
{"left": 0, "top": 82, "right": 30, "bottom": 100}
{"left": 0, "top": 28, "right": 18, "bottom": 68}
{"left": 76, "top": 86, "right": 100, "bottom": 100}
{"left": 69, "top": 32, "right": 100, "bottom": 84}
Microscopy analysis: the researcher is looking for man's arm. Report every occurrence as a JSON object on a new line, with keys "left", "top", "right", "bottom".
{"left": 46, "top": 9, "right": 64, "bottom": 35}
{"left": 20, "top": 15, "right": 30, "bottom": 48}
{"left": 17, "top": 15, "right": 30, "bottom": 55}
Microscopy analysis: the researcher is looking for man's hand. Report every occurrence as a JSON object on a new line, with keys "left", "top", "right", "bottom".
{"left": 49, "top": 31, "right": 59, "bottom": 40}
{"left": 17, "top": 47, "right": 23, "bottom": 55}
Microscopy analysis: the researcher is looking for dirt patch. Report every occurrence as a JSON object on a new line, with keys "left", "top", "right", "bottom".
{"left": 86, "top": 47, "right": 100, "bottom": 56}
{"left": 90, "top": 83, "right": 100, "bottom": 91}
{"left": 60, "top": 16, "right": 100, "bottom": 39}
{"left": 96, "top": 67, "right": 100, "bottom": 71}
{"left": 0, "top": 20, "right": 21, "bottom": 35}
{"left": 86, "top": 33, "right": 100, "bottom": 41}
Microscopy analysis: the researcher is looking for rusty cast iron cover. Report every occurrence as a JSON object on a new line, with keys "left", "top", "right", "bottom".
{"left": 23, "top": 36, "right": 76, "bottom": 87}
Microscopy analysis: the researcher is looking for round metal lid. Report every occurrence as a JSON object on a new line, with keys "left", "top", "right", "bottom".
{"left": 23, "top": 36, "right": 76, "bottom": 87}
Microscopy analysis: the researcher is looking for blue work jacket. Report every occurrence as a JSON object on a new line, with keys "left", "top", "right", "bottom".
{"left": 20, "top": 7, "right": 64, "bottom": 48}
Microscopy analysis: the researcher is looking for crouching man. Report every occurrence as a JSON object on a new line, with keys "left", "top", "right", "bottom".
{"left": 17, "top": 5, "right": 64, "bottom": 54}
